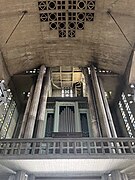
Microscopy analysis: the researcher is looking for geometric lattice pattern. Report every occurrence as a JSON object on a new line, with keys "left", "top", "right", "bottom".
{"left": 38, "top": 0, "right": 96, "bottom": 38}
{"left": 1, "top": 138, "right": 135, "bottom": 156}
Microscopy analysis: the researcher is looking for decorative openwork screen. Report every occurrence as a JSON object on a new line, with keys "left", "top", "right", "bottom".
{"left": 1, "top": 138, "right": 135, "bottom": 157}
{"left": 38, "top": 0, "right": 96, "bottom": 38}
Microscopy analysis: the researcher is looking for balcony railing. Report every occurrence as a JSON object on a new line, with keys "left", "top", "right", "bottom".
{"left": 0, "top": 138, "right": 135, "bottom": 159}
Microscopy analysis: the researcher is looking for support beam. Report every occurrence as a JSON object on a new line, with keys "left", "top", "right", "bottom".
{"left": 24, "top": 65, "right": 46, "bottom": 138}
{"left": 90, "top": 65, "right": 111, "bottom": 137}
{"left": 19, "top": 85, "right": 34, "bottom": 138}
{"left": 36, "top": 67, "right": 51, "bottom": 138}
{"left": 83, "top": 67, "right": 100, "bottom": 137}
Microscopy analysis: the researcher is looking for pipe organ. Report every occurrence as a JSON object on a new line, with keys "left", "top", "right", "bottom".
{"left": 59, "top": 106, "right": 75, "bottom": 133}
{"left": 17, "top": 66, "right": 117, "bottom": 139}
{"left": 45, "top": 99, "right": 90, "bottom": 138}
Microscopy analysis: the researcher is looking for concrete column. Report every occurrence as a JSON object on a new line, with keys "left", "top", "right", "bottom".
{"left": 101, "top": 174, "right": 108, "bottom": 180}
{"left": 129, "top": 50, "right": 135, "bottom": 84}
{"left": 90, "top": 65, "right": 111, "bottom": 137}
{"left": 28, "top": 174, "right": 35, "bottom": 180}
{"left": 8, "top": 175, "right": 15, "bottom": 180}
{"left": 36, "top": 67, "right": 51, "bottom": 138}
{"left": 19, "top": 85, "right": 34, "bottom": 138}
{"left": 98, "top": 78, "right": 117, "bottom": 137}
{"left": 111, "top": 170, "right": 122, "bottom": 180}
{"left": 83, "top": 67, "right": 100, "bottom": 137}
{"left": 15, "top": 171, "right": 26, "bottom": 180}
{"left": 24, "top": 65, "right": 46, "bottom": 138}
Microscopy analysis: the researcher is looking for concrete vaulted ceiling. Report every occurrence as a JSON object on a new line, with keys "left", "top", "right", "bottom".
{"left": 0, "top": 0, "right": 135, "bottom": 76}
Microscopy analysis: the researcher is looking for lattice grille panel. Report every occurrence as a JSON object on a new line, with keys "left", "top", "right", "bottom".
{"left": 38, "top": 0, "right": 96, "bottom": 38}
{"left": 0, "top": 138, "right": 135, "bottom": 157}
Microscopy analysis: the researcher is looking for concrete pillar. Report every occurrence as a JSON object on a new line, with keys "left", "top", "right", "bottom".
{"left": 129, "top": 50, "right": 135, "bottom": 84}
{"left": 90, "top": 65, "right": 112, "bottom": 137}
{"left": 98, "top": 78, "right": 117, "bottom": 137}
{"left": 24, "top": 65, "right": 46, "bottom": 138}
{"left": 28, "top": 174, "right": 35, "bottom": 180}
{"left": 83, "top": 67, "right": 100, "bottom": 137}
{"left": 19, "top": 85, "right": 34, "bottom": 138}
{"left": 15, "top": 171, "right": 26, "bottom": 180}
{"left": 8, "top": 175, "right": 15, "bottom": 180}
{"left": 36, "top": 67, "right": 51, "bottom": 138}
{"left": 111, "top": 170, "right": 122, "bottom": 180}
{"left": 101, "top": 174, "right": 108, "bottom": 180}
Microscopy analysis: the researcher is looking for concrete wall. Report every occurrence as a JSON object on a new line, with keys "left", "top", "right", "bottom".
{"left": 0, "top": 52, "right": 10, "bottom": 84}
{"left": 52, "top": 89, "right": 62, "bottom": 97}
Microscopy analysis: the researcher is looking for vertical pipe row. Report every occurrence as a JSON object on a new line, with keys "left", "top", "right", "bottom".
{"left": 72, "top": 110, "right": 75, "bottom": 132}
{"left": 68, "top": 107, "right": 70, "bottom": 132}
{"left": 59, "top": 109, "right": 63, "bottom": 132}
{"left": 71, "top": 110, "right": 73, "bottom": 132}
{"left": 58, "top": 106, "right": 76, "bottom": 133}
{"left": 65, "top": 107, "right": 68, "bottom": 132}
{"left": 71, "top": 109, "right": 74, "bottom": 132}
{"left": 69, "top": 108, "right": 71, "bottom": 132}
{"left": 67, "top": 107, "right": 68, "bottom": 132}
{"left": 63, "top": 108, "right": 67, "bottom": 132}
{"left": 63, "top": 109, "right": 65, "bottom": 132}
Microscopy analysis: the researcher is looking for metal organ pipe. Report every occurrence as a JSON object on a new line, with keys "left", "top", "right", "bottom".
{"left": 71, "top": 109, "right": 73, "bottom": 132}
{"left": 69, "top": 108, "right": 71, "bottom": 132}
{"left": 58, "top": 106, "right": 75, "bottom": 133}
{"left": 65, "top": 107, "right": 68, "bottom": 132}
{"left": 67, "top": 107, "right": 71, "bottom": 132}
